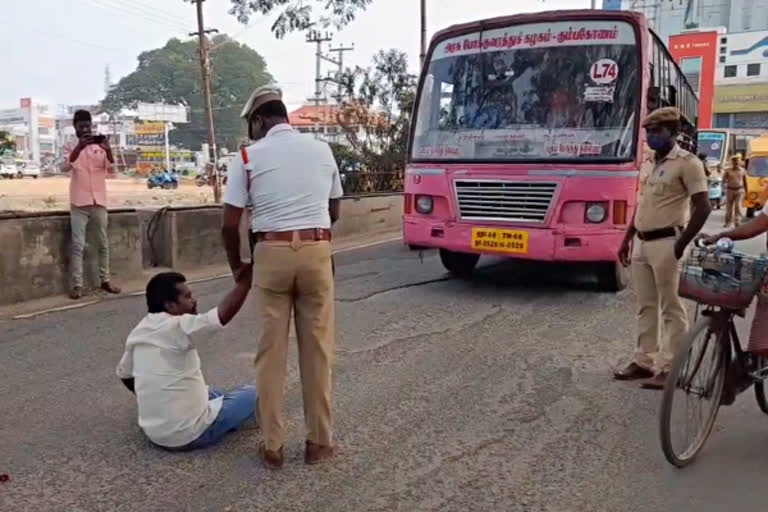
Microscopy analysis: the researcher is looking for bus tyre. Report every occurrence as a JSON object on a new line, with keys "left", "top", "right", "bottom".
{"left": 440, "top": 249, "right": 480, "bottom": 277}
{"left": 747, "top": 207, "right": 756, "bottom": 218}
{"left": 597, "top": 262, "right": 629, "bottom": 292}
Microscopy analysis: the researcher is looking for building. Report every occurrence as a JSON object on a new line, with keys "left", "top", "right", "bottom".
{"left": 669, "top": 29, "right": 722, "bottom": 128}
{"left": 604, "top": 0, "right": 768, "bottom": 45}
{"left": 0, "top": 98, "right": 57, "bottom": 163}
{"left": 288, "top": 104, "right": 345, "bottom": 144}
{"left": 713, "top": 30, "right": 768, "bottom": 131}
{"left": 668, "top": 28, "right": 768, "bottom": 132}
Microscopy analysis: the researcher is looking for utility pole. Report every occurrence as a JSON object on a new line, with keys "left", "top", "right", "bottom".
{"left": 420, "top": 0, "right": 427, "bottom": 69}
{"left": 591, "top": 0, "right": 597, "bottom": 8}
{"left": 306, "top": 30, "right": 333, "bottom": 139}
{"left": 190, "top": 0, "right": 221, "bottom": 202}
{"left": 326, "top": 44, "right": 355, "bottom": 104}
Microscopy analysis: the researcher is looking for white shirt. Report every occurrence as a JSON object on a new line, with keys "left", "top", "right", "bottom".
{"left": 223, "top": 124, "right": 343, "bottom": 232}
{"left": 116, "top": 308, "right": 224, "bottom": 448}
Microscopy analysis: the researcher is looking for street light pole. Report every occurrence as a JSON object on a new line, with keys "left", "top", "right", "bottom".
{"left": 591, "top": 0, "right": 597, "bottom": 8}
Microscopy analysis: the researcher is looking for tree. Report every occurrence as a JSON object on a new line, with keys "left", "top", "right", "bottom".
{"left": 336, "top": 49, "right": 416, "bottom": 192}
{"left": 0, "top": 130, "right": 14, "bottom": 153}
{"left": 103, "top": 35, "right": 273, "bottom": 152}
{"left": 227, "top": 0, "right": 373, "bottom": 38}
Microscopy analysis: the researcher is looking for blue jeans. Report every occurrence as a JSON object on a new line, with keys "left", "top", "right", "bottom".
{"left": 171, "top": 385, "right": 258, "bottom": 451}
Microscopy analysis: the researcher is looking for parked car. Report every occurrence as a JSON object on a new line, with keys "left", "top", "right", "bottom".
{"left": 0, "top": 158, "right": 16, "bottom": 179}
{"left": 17, "top": 161, "right": 41, "bottom": 179}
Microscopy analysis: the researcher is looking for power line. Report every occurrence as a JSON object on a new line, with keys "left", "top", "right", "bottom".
{"left": 89, "top": 0, "right": 190, "bottom": 29}
{"left": 83, "top": 0, "right": 190, "bottom": 33}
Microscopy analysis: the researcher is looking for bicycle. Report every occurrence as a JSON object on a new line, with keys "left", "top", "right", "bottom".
{"left": 659, "top": 243, "right": 768, "bottom": 467}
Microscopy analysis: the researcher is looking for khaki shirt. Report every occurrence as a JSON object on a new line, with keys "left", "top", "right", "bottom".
{"left": 635, "top": 144, "right": 708, "bottom": 232}
{"left": 724, "top": 165, "right": 746, "bottom": 190}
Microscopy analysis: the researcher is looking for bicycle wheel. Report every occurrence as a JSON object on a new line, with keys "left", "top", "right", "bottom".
{"left": 754, "top": 357, "right": 768, "bottom": 415}
{"left": 659, "top": 316, "right": 729, "bottom": 467}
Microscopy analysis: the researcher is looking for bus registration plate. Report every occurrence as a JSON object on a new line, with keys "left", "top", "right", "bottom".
{"left": 471, "top": 228, "right": 528, "bottom": 254}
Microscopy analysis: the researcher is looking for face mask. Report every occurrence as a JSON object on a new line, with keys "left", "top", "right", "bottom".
{"left": 647, "top": 133, "right": 670, "bottom": 152}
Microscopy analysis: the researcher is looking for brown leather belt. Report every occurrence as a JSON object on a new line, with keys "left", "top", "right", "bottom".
{"left": 253, "top": 228, "right": 331, "bottom": 243}
{"left": 636, "top": 227, "right": 680, "bottom": 242}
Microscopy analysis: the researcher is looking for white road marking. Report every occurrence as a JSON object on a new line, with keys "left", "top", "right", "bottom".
{"left": 332, "top": 236, "right": 403, "bottom": 254}
{"left": 13, "top": 300, "right": 99, "bottom": 319}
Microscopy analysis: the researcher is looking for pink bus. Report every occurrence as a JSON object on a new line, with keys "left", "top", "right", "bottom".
{"left": 404, "top": 10, "right": 698, "bottom": 290}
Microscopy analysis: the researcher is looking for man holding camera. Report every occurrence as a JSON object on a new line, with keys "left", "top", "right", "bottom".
{"left": 62, "top": 109, "right": 121, "bottom": 299}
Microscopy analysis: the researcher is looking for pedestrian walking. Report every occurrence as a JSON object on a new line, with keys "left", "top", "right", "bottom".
{"left": 61, "top": 110, "right": 121, "bottom": 299}
{"left": 614, "top": 107, "right": 711, "bottom": 389}
{"left": 723, "top": 154, "right": 747, "bottom": 228}
{"left": 221, "top": 85, "right": 343, "bottom": 469}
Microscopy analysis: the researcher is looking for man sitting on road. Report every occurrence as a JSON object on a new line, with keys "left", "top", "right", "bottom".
{"left": 116, "top": 270, "right": 256, "bottom": 450}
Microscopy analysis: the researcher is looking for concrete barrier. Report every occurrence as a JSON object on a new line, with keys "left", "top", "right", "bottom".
{"left": 334, "top": 194, "right": 403, "bottom": 239}
{"left": 0, "top": 210, "right": 142, "bottom": 305}
{"left": 0, "top": 194, "right": 403, "bottom": 305}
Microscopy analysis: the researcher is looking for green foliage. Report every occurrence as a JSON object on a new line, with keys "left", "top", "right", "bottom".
{"left": 337, "top": 49, "right": 416, "bottom": 175}
{"left": 102, "top": 35, "right": 273, "bottom": 152}
{"left": 227, "top": 0, "right": 373, "bottom": 38}
{"left": 0, "top": 130, "right": 14, "bottom": 153}
{"left": 328, "top": 142, "right": 362, "bottom": 172}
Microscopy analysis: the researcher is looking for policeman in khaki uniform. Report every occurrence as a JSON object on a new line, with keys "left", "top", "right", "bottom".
{"left": 614, "top": 107, "right": 712, "bottom": 389}
{"left": 221, "top": 85, "right": 343, "bottom": 469}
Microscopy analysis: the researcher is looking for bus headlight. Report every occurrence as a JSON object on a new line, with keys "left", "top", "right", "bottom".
{"left": 415, "top": 195, "right": 434, "bottom": 214}
{"left": 585, "top": 202, "right": 607, "bottom": 223}
{"left": 750, "top": 192, "right": 759, "bottom": 201}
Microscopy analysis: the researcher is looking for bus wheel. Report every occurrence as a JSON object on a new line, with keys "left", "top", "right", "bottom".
{"left": 440, "top": 249, "right": 480, "bottom": 277}
{"left": 747, "top": 207, "right": 756, "bottom": 218}
{"left": 597, "top": 262, "right": 629, "bottom": 292}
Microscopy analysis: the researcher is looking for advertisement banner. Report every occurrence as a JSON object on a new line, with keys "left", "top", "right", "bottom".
{"left": 135, "top": 122, "right": 165, "bottom": 134}
{"left": 714, "top": 84, "right": 768, "bottom": 114}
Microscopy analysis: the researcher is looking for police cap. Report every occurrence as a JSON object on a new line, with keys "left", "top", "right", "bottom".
{"left": 642, "top": 107, "right": 681, "bottom": 128}
{"left": 240, "top": 84, "right": 283, "bottom": 120}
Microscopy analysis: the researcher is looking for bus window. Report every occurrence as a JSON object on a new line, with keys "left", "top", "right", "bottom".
{"left": 412, "top": 20, "right": 640, "bottom": 161}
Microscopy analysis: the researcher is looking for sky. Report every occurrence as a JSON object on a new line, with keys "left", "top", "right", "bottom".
{"left": 0, "top": 0, "right": 591, "bottom": 111}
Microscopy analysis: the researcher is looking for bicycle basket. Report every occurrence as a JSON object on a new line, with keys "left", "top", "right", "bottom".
{"left": 678, "top": 248, "right": 768, "bottom": 309}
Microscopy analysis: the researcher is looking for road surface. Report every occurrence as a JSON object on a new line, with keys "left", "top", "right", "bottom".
{"left": 3, "top": 209, "right": 768, "bottom": 512}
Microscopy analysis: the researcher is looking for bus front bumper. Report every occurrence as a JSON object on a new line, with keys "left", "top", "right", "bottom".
{"left": 404, "top": 217, "right": 625, "bottom": 263}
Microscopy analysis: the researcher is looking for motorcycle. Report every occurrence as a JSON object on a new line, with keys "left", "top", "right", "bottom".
{"left": 147, "top": 170, "right": 179, "bottom": 190}
{"left": 708, "top": 177, "right": 723, "bottom": 210}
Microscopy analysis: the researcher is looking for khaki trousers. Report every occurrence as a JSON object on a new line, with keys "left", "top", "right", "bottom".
{"left": 70, "top": 205, "right": 109, "bottom": 289}
{"left": 253, "top": 237, "right": 335, "bottom": 451}
{"left": 631, "top": 236, "right": 688, "bottom": 373}
{"left": 725, "top": 188, "right": 744, "bottom": 227}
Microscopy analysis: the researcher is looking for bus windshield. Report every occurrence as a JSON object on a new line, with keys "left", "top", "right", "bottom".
{"left": 412, "top": 20, "right": 640, "bottom": 162}
{"left": 749, "top": 157, "right": 768, "bottom": 177}
{"left": 697, "top": 131, "right": 726, "bottom": 165}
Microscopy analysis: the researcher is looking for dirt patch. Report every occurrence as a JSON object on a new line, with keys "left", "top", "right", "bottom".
{"left": 0, "top": 176, "right": 216, "bottom": 212}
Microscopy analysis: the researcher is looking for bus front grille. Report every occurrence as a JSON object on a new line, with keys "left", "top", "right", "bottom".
{"left": 455, "top": 180, "right": 557, "bottom": 223}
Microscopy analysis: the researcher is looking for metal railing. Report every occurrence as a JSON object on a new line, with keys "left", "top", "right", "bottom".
{"left": 340, "top": 170, "right": 403, "bottom": 196}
